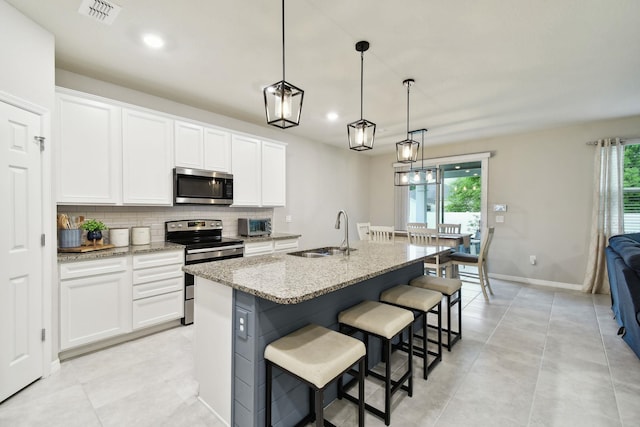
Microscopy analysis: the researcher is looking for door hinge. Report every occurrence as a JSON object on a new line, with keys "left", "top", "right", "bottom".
{"left": 41, "top": 328, "right": 46, "bottom": 341}
{"left": 41, "top": 234, "right": 46, "bottom": 246}
{"left": 34, "top": 136, "right": 45, "bottom": 151}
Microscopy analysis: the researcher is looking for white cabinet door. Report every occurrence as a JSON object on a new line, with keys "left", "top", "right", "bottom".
{"left": 261, "top": 141, "right": 286, "bottom": 206}
{"left": 59, "top": 259, "right": 132, "bottom": 350}
{"left": 244, "top": 241, "right": 274, "bottom": 257}
{"left": 122, "top": 108, "right": 174, "bottom": 205}
{"left": 55, "top": 93, "right": 121, "bottom": 204}
{"left": 203, "top": 127, "right": 231, "bottom": 172}
{"left": 231, "top": 134, "right": 261, "bottom": 206}
{"left": 174, "top": 120, "right": 203, "bottom": 169}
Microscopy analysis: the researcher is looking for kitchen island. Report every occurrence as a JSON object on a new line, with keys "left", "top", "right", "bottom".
{"left": 184, "top": 239, "right": 443, "bottom": 427}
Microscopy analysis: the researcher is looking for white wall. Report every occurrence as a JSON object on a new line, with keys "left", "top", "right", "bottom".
{"left": 369, "top": 116, "right": 640, "bottom": 287}
{"left": 55, "top": 70, "right": 371, "bottom": 249}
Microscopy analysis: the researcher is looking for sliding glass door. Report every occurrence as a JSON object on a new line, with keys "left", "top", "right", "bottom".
{"left": 398, "top": 153, "right": 489, "bottom": 241}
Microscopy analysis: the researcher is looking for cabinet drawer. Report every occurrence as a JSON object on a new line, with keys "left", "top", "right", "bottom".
{"left": 274, "top": 239, "right": 299, "bottom": 252}
{"left": 133, "top": 276, "right": 184, "bottom": 300}
{"left": 60, "top": 256, "right": 129, "bottom": 280}
{"left": 133, "top": 291, "right": 183, "bottom": 330}
{"left": 132, "top": 263, "right": 183, "bottom": 285}
{"left": 133, "top": 250, "right": 184, "bottom": 269}
{"left": 244, "top": 241, "right": 274, "bottom": 257}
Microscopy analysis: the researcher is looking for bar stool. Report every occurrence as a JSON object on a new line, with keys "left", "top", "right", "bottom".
{"left": 410, "top": 275, "right": 462, "bottom": 351}
{"left": 380, "top": 285, "right": 443, "bottom": 379}
{"left": 265, "top": 324, "right": 366, "bottom": 427}
{"left": 338, "top": 300, "right": 414, "bottom": 426}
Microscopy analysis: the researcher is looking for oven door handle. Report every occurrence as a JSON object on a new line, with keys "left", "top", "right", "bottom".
{"left": 186, "top": 244, "right": 245, "bottom": 254}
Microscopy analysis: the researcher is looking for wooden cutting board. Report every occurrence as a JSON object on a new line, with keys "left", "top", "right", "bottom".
{"left": 58, "top": 244, "right": 116, "bottom": 253}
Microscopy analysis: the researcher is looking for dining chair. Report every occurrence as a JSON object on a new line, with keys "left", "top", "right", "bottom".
{"left": 438, "top": 223, "right": 461, "bottom": 234}
{"left": 407, "top": 222, "right": 428, "bottom": 233}
{"left": 369, "top": 225, "right": 395, "bottom": 242}
{"left": 356, "top": 222, "right": 370, "bottom": 240}
{"left": 449, "top": 227, "right": 495, "bottom": 301}
{"left": 408, "top": 228, "right": 452, "bottom": 277}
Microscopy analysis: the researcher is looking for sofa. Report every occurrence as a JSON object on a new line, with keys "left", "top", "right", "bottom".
{"left": 605, "top": 233, "right": 640, "bottom": 358}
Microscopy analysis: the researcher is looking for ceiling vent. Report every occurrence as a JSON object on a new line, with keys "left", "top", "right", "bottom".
{"left": 78, "top": 0, "right": 122, "bottom": 25}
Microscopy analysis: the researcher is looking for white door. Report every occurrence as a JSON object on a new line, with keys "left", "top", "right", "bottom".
{"left": 0, "top": 102, "right": 43, "bottom": 402}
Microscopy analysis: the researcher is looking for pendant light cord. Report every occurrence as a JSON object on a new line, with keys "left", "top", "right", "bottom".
{"left": 406, "top": 82, "right": 411, "bottom": 139}
{"left": 360, "top": 49, "right": 364, "bottom": 120}
{"left": 281, "top": 0, "right": 285, "bottom": 82}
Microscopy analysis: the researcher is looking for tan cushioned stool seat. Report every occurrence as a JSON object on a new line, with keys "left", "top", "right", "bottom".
{"left": 381, "top": 285, "right": 443, "bottom": 312}
{"left": 410, "top": 275, "right": 462, "bottom": 295}
{"left": 264, "top": 324, "right": 365, "bottom": 389}
{"left": 338, "top": 300, "right": 414, "bottom": 339}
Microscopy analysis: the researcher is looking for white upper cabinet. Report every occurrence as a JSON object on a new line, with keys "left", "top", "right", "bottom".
{"left": 174, "top": 121, "right": 203, "bottom": 169}
{"left": 231, "top": 134, "right": 262, "bottom": 206}
{"left": 231, "top": 136, "right": 287, "bottom": 207}
{"left": 122, "top": 108, "right": 174, "bottom": 205}
{"left": 203, "top": 127, "right": 231, "bottom": 172}
{"left": 261, "top": 141, "right": 286, "bottom": 206}
{"left": 55, "top": 93, "right": 122, "bottom": 204}
{"left": 175, "top": 121, "right": 231, "bottom": 173}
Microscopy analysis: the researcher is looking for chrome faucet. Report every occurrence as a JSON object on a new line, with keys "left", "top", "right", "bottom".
{"left": 335, "top": 210, "right": 350, "bottom": 255}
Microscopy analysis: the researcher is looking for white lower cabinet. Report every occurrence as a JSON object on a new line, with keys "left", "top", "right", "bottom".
{"left": 274, "top": 238, "right": 299, "bottom": 253}
{"left": 59, "top": 257, "right": 132, "bottom": 351}
{"left": 132, "top": 250, "right": 184, "bottom": 330}
{"left": 244, "top": 238, "right": 299, "bottom": 257}
{"left": 59, "top": 250, "right": 184, "bottom": 351}
{"left": 243, "top": 240, "right": 275, "bottom": 257}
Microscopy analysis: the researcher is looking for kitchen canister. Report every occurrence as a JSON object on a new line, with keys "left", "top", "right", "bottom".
{"left": 131, "top": 226, "right": 151, "bottom": 245}
{"left": 58, "top": 229, "right": 82, "bottom": 248}
{"left": 109, "top": 228, "right": 129, "bottom": 247}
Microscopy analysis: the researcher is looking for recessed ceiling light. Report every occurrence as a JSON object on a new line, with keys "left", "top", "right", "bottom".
{"left": 455, "top": 165, "right": 461, "bottom": 169}
{"left": 326, "top": 112, "right": 339, "bottom": 121}
{"left": 143, "top": 33, "right": 165, "bottom": 49}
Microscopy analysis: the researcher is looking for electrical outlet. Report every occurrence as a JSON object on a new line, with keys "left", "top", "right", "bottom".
{"left": 236, "top": 308, "right": 249, "bottom": 339}
{"left": 530, "top": 255, "right": 537, "bottom": 265}
{"left": 496, "top": 215, "right": 505, "bottom": 223}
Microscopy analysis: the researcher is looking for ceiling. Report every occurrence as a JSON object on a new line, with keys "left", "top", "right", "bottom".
{"left": 8, "top": 0, "right": 640, "bottom": 153}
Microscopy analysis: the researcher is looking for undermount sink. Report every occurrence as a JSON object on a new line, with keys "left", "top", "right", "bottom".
{"left": 288, "top": 246, "right": 357, "bottom": 258}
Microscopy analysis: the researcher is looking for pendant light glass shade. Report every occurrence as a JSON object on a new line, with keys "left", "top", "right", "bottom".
{"left": 263, "top": 0, "right": 303, "bottom": 128}
{"left": 396, "top": 79, "right": 419, "bottom": 163}
{"left": 348, "top": 41, "right": 375, "bottom": 151}
{"left": 395, "top": 128, "right": 441, "bottom": 186}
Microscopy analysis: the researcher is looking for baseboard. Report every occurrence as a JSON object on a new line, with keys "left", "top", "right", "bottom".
{"left": 489, "top": 273, "right": 582, "bottom": 292}
{"left": 58, "top": 320, "right": 182, "bottom": 361}
{"left": 49, "top": 359, "right": 61, "bottom": 376}
{"left": 197, "top": 396, "right": 230, "bottom": 427}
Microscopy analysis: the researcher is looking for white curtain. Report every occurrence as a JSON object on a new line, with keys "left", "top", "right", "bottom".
{"left": 583, "top": 138, "right": 624, "bottom": 294}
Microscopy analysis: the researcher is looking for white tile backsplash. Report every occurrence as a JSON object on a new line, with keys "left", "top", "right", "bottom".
{"left": 57, "top": 205, "right": 273, "bottom": 244}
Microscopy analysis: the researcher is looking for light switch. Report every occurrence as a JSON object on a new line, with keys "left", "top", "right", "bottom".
{"left": 496, "top": 215, "right": 505, "bottom": 223}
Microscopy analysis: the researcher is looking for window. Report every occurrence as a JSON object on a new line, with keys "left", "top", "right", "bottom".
{"left": 623, "top": 143, "right": 640, "bottom": 232}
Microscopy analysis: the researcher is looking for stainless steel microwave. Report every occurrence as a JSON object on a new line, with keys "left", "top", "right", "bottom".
{"left": 173, "top": 167, "right": 233, "bottom": 205}
{"left": 238, "top": 218, "right": 272, "bottom": 236}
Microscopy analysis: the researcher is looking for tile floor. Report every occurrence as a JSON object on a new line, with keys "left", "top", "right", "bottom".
{"left": 1, "top": 277, "right": 640, "bottom": 427}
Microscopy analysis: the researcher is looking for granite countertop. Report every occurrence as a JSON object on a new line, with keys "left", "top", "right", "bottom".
{"left": 183, "top": 240, "right": 441, "bottom": 304}
{"left": 232, "top": 233, "right": 301, "bottom": 243}
{"left": 57, "top": 241, "right": 185, "bottom": 263}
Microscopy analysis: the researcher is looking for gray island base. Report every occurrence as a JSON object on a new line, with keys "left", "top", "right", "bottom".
{"left": 185, "top": 240, "right": 441, "bottom": 427}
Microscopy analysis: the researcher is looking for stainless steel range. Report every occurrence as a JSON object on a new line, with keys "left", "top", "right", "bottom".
{"left": 165, "top": 219, "right": 244, "bottom": 325}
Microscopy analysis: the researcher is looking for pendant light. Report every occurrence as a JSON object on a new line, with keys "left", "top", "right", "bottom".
{"left": 394, "top": 129, "right": 440, "bottom": 186}
{"left": 396, "top": 79, "right": 419, "bottom": 163}
{"left": 347, "top": 41, "right": 376, "bottom": 151}
{"left": 263, "top": 0, "right": 304, "bottom": 128}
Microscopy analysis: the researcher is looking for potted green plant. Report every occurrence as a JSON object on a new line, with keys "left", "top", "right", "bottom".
{"left": 82, "top": 219, "right": 108, "bottom": 242}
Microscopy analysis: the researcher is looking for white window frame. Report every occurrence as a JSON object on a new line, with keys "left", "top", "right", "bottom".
{"left": 394, "top": 152, "right": 491, "bottom": 231}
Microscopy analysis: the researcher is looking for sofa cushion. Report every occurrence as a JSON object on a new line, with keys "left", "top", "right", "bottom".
{"left": 609, "top": 235, "right": 640, "bottom": 271}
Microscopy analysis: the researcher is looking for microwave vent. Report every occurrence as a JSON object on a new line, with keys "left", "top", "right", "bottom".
{"left": 78, "top": 0, "right": 122, "bottom": 25}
